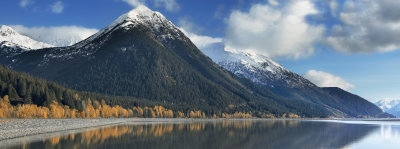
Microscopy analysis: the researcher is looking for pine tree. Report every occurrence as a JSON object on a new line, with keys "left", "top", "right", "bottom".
{"left": 7, "top": 84, "right": 19, "bottom": 100}
{"left": 24, "top": 95, "right": 33, "bottom": 104}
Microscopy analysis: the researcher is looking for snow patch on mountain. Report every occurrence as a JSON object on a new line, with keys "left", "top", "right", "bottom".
{"left": 0, "top": 41, "right": 31, "bottom": 58}
{"left": 375, "top": 99, "right": 400, "bottom": 117}
{"left": 0, "top": 25, "right": 54, "bottom": 50}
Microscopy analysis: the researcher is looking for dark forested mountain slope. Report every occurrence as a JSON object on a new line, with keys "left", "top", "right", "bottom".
{"left": 322, "top": 87, "right": 393, "bottom": 117}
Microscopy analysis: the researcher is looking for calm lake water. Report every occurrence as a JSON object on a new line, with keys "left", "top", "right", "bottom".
{"left": 4, "top": 119, "right": 400, "bottom": 149}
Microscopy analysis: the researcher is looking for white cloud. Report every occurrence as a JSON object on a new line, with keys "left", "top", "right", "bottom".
{"left": 10, "top": 25, "right": 99, "bottom": 47}
{"left": 20, "top": 0, "right": 33, "bottom": 8}
{"left": 179, "top": 27, "right": 222, "bottom": 49}
{"left": 225, "top": 0, "right": 324, "bottom": 59}
{"left": 50, "top": 1, "right": 64, "bottom": 14}
{"left": 122, "top": 0, "right": 145, "bottom": 7}
{"left": 178, "top": 19, "right": 222, "bottom": 49}
{"left": 302, "top": 70, "right": 355, "bottom": 91}
{"left": 121, "top": 0, "right": 179, "bottom": 12}
{"left": 326, "top": 0, "right": 400, "bottom": 53}
{"left": 154, "top": 0, "right": 180, "bottom": 12}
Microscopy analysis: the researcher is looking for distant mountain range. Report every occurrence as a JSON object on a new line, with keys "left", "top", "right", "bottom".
{"left": 0, "top": 6, "right": 392, "bottom": 118}
{"left": 200, "top": 42, "right": 389, "bottom": 118}
{"left": 375, "top": 99, "right": 400, "bottom": 117}
{"left": 0, "top": 25, "right": 53, "bottom": 50}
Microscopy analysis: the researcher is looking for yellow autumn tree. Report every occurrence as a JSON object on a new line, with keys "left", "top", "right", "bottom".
{"left": 83, "top": 99, "right": 98, "bottom": 118}
{"left": 111, "top": 106, "right": 119, "bottom": 117}
{"left": 144, "top": 107, "right": 156, "bottom": 118}
{"left": 166, "top": 109, "right": 173, "bottom": 118}
{"left": 50, "top": 101, "right": 65, "bottom": 118}
{"left": 100, "top": 100, "right": 113, "bottom": 118}
{"left": 189, "top": 110, "right": 203, "bottom": 118}
{"left": 177, "top": 111, "right": 185, "bottom": 118}
{"left": 288, "top": 113, "right": 300, "bottom": 118}
{"left": 0, "top": 95, "right": 14, "bottom": 118}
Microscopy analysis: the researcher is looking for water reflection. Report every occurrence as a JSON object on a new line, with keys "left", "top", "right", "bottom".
{"left": 5, "top": 120, "right": 398, "bottom": 149}
{"left": 380, "top": 125, "right": 400, "bottom": 139}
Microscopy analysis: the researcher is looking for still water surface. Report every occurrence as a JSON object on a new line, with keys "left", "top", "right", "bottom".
{"left": 4, "top": 119, "right": 400, "bottom": 149}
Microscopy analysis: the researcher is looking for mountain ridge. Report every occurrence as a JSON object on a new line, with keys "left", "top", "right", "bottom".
{"left": 199, "top": 42, "right": 390, "bottom": 118}
{"left": 0, "top": 25, "right": 53, "bottom": 50}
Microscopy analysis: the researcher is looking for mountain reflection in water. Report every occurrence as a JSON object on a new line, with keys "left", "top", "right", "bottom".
{"left": 4, "top": 120, "right": 383, "bottom": 149}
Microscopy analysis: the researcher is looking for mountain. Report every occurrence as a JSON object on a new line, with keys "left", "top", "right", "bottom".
{"left": 0, "top": 25, "right": 53, "bottom": 50}
{"left": 0, "top": 25, "right": 54, "bottom": 62}
{"left": 322, "top": 87, "right": 392, "bottom": 118}
{"left": 375, "top": 99, "right": 400, "bottom": 117}
{"left": 200, "top": 42, "right": 391, "bottom": 118}
{"left": 0, "top": 6, "right": 326, "bottom": 117}
{"left": 0, "top": 6, "right": 390, "bottom": 118}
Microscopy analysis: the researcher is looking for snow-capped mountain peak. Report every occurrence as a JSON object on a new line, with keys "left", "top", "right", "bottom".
{"left": 375, "top": 99, "right": 400, "bottom": 117}
{"left": 375, "top": 99, "right": 400, "bottom": 111}
{"left": 0, "top": 25, "right": 54, "bottom": 50}
{"left": 201, "top": 42, "right": 284, "bottom": 73}
{"left": 76, "top": 5, "right": 179, "bottom": 48}
{"left": 110, "top": 5, "right": 166, "bottom": 29}
{"left": 200, "top": 42, "right": 315, "bottom": 88}
{"left": 0, "top": 25, "right": 17, "bottom": 36}
{"left": 17, "top": 5, "right": 188, "bottom": 67}
{"left": 113, "top": 5, "right": 177, "bottom": 33}
{"left": 118, "top": 5, "right": 160, "bottom": 23}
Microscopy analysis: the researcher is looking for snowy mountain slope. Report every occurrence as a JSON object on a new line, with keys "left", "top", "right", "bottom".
{"left": 0, "top": 25, "right": 53, "bottom": 50}
{"left": 375, "top": 99, "right": 400, "bottom": 117}
{"left": 201, "top": 42, "right": 315, "bottom": 89}
{"left": 17, "top": 5, "right": 189, "bottom": 68}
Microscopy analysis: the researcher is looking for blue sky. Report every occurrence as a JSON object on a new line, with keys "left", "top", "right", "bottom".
{"left": 1, "top": 0, "right": 400, "bottom": 102}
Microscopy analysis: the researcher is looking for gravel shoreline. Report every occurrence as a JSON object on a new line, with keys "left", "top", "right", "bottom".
{"left": 0, "top": 118, "right": 135, "bottom": 141}
{"left": 0, "top": 118, "right": 207, "bottom": 142}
